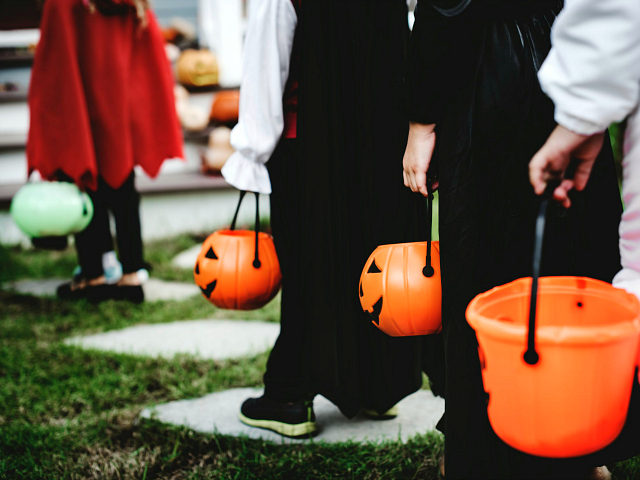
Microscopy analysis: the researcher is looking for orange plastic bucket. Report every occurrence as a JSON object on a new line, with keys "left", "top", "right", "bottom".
{"left": 359, "top": 241, "right": 441, "bottom": 336}
{"left": 359, "top": 185, "right": 441, "bottom": 336}
{"left": 194, "top": 229, "right": 281, "bottom": 310}
{"left": 467, "top": 276, "right": 640, "bottom": 457}
{"left": 194, "top": 190, "right": 281, "bottom": 310}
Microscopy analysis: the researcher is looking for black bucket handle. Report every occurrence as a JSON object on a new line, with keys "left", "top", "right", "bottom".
{"left": 229, "top": 190, "right": 262, "bottom": 269}
{"left": 423, "top": 180, "right": 436, "bottom": 278}
{"left": 524, "top": 181, "right": 561, "bottom": 366}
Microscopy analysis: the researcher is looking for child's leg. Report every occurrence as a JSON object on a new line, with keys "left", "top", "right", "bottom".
{"left": 74, "top": 184, "right": 111, "bottom": 282}
{"left": 238, "top": 139, "right": 316, "bottom": 438}
{"left": 106, "top": 172, "right": 145, "bottom": 277}
{"left": 262, "top": 139, "right": 311, "bottom": 402}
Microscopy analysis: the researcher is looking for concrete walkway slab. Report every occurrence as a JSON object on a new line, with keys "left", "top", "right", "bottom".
{"left": 172, "top": 244, "right": 202, "bottom": 269}
{"left": 65, "top": 319, "right": 279, "bottom": 360}
{"left": 3, "top": 277, "right": 199, "bottom": 302}
{"left": 141, "top": 387, "right": 444, "bottom": 444}
{"left": 3, "top": 277, "right": 65, "bottom": 297}
{"left": 143, "top": 278, "right": 200, "bottom": 302}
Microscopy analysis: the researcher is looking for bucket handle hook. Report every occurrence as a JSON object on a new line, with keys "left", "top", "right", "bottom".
{"left": 524, "top": 180, "right": 560, "bottom": 366}
{"left": 423, "top": 177, "right": 436, "bottom": 277}
{"left": 230, "top": 190, "right": 262, "bottom": 269}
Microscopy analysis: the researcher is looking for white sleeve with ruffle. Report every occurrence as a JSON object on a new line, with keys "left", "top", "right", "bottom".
{"left": 221, "top": 0, "right": 297, "bottom": 194}
{"left": 538, "top": 0, "right": 640, "bottom": 135}
{"left": 539, "top": 0, "right": 640, "bottom": 299}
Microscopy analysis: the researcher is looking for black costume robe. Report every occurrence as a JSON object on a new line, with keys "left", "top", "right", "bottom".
{"left": 407, "top": 0, "right": 637, "bottom": 478}
{"left": 265, "top": 0, "right": 444, "bottom": 417}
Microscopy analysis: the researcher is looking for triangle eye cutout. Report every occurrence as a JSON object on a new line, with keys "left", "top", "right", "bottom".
{"left": 359, "top": 282, "right": 364, "bottom": 297}
{"left": 367, "top": 260, "right": 382, "bottom": 274}
{"left": 205, "top": 247, "right": 218, "bottom": 260}
{"left": 367, "top": 297, "right": 383, "bottom": 325}
{"left": 195, "top": 262, "right": 200, "bottom": 274}
{"left": 200, "top": 279, "right": 217, "bottom": 297}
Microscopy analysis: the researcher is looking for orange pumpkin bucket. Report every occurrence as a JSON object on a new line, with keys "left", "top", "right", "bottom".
{"left": 467, "top": 192, "right": 640, "bottom": 458}
{"left": 195, "top": 191, "right": 282, "bottom": 310}
{"left": 360, "top": 241, "right": 441, "bottom": 336}
{"left": 360, "top": 184, "right": 441, "bottom": 336}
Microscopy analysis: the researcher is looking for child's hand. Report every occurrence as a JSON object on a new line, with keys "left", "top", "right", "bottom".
{"left": 403, "top": 122, "right": 437, "bottom": 197}
{"left": 529, "top": 125, "right": 605, "bottom": 208}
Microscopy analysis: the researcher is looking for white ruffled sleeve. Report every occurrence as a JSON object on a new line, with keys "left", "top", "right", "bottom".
{"left": 538, "top": 0, "right": 640, "bottom": 135}
{"left": 221, "top": 0, "right": 297, "bottom": 194}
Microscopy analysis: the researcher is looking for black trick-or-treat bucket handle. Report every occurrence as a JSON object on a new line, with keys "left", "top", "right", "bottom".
{"left": 423, "top": 178, "right": 436, "bottom": 278}
{"left": 230, "top": 190, "right": 262, "bottom": 269}
{"left": 524, "top": 180, "right": 561, "bottom": 366}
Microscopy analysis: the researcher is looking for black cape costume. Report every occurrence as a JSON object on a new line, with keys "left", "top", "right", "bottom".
{"left": 270, "top": 0, "right": 444, "bottom": 417}
{"left": 407, "top": 0, "right": 640, "bottom": 478}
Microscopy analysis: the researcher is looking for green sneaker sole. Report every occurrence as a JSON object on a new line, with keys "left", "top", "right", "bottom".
{"left": 238, "top": 412, "right": 317, "bottom": 438}
{"left": 362, "top": 405, "right": 399, "bottom": 420}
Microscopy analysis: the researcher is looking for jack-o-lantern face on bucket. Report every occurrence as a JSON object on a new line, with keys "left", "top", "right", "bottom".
{"left": 194, "top": 229, "right": 282, "bottom": 310}
{"left": 359, "top": 241, "right": 442, "bottom": 336}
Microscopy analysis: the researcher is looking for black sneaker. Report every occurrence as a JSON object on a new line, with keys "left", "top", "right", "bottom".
{"left": 113, "top": 285, "right": 144, "bottom": 304}
{"left": 32, "top": 235, "right": 68, "bottom": 250}
{"left": 239, "top": 396, "right": 317, "bottom": 438}
{"left": 362, "top": 404, "right": 399, "bottom": 420}
{"left": 56, "top": 278, "right": 113, "bottom": 302}
{"left": 56, "top": 280, "right": 85, "bottom": 300}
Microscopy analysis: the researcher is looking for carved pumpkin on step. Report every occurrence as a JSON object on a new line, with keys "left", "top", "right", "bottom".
{"left": 194, "top": 229, "right": 282, "bottom": 310}
{"left": 359, "top": 241, "right": 442, "bottom": 336}
{"left": 210, "top": 90, "right": 239, "bottom": 123}
{"left": 177, "top": 49, "right": 219, "bottom": 87}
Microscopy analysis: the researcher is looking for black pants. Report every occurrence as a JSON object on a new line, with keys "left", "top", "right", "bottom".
{"left": 74, "top": 172, "right": 144, "bottom": 279}
{"left": 262, "top": 139, "right": 313, "bottom": 402}
{"left": 262, "top": 138, "right": 446, "bottom": 407}
{"left": 411, "top": 4, "right": 624, "bottom": 477}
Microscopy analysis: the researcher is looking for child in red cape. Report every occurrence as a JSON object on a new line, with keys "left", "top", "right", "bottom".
{"left": 27, "top": 0, "right": 183, "bottom": 302}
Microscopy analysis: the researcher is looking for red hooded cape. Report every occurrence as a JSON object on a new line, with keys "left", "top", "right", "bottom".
{"left": 27, "top": 0, "right": 183, "bottom": 190}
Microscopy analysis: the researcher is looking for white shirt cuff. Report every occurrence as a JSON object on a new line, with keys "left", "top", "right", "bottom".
{"left": 554, "top": 108, "right": 608, "bottom": 137}
{"left": 221, "top": 152, "right": 272, "bottom": 194}
{"left": 613, "top": 268, "right": 640, "bottom": 302}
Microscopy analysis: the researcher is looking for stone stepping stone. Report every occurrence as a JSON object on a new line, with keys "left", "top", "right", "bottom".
{"left": 3, "top": 277, "right": 199, "bottom": 302}
{"left": 143, "top": 278, "right": 199, "bottom": 302}
{"left": 172, "top": 243, "right": 202, "bottom": 270}
{"left": 140, "top": 387, "right": 444, "bottom": 444}
{"left": 65, "top": 319, "right": 279, "bottom": 360}
{"left": 3, "top": 277, "right": 65, "bottom": 297}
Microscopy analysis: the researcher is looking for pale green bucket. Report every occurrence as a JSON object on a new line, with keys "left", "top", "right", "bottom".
{"left": 10, "top": 181, "right": 94, "bottom": 237}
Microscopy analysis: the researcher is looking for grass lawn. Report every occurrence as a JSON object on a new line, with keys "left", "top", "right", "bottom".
{"left": 1, "top": 233, "right": 639, "bottom": 479}
{"left": 0, "top": 237, "right": 444, "bottom": 479}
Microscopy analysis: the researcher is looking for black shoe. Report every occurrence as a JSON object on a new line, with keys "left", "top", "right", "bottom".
{"left": 114, "top": 285, "right": 144, "bottom": 304}
{"left": 57, "top": 281, "right": 82, "bottom": 300}
{"left": 56, "top": 277, "right": 109, "bottom": 301}
{"left": 32, "top": 235, "right": 69, "bottom": 250}
{"left": 85, "top": 284, "right": 119, "bottom": 303}
{"left": 239, "top": 396, "right": 317, "bottom": 438}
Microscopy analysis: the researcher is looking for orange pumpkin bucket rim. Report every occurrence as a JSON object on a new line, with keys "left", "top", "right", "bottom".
{"left": 215, "top": 229, "right": 274, "bottom": 240}
{"left": 371, "top": 239, "right": 440, "bottom": 250}
{"left": 467, "top": 276, "right": 640, "bottom": 346}
{"left": 469, "top": 180, "right": 640, "bottom": 363}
